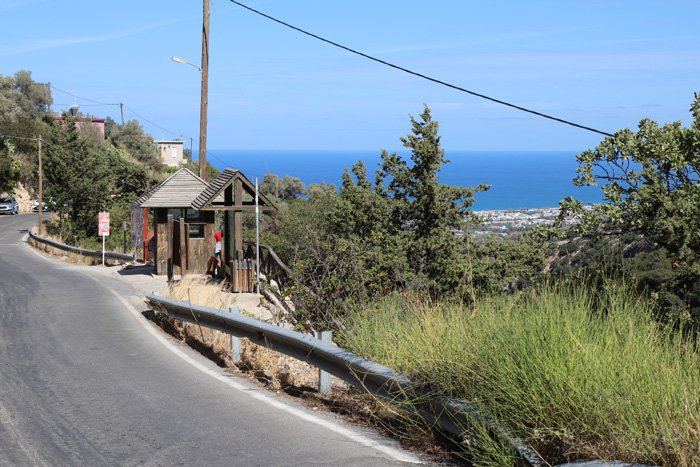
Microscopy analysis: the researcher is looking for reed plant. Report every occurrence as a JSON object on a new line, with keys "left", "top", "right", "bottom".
{"left": 342, "top": 281, "right": 700, "bottom": 466}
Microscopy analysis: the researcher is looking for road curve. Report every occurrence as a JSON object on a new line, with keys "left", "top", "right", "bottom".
{"left": 0, "top": 214, "right": 428, "bottom": 466}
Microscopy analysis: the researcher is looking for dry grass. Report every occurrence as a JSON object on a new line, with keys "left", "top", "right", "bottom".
{"left": 343, "top": 283, "right": 700, "bottom": 466}
{"left": 164, "top": 276, "right": 317, "bottom": 390}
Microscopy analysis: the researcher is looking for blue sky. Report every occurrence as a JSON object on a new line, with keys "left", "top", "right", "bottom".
{"left": 2, "top": 0, "right": 699, "bottom": 154}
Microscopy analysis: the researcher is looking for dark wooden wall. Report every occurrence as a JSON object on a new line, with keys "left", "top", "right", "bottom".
{"left": 154, "top": 208, "right": 215, "bottom": 276}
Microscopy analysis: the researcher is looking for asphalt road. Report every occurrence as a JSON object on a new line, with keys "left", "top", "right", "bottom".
{"left": 0, "top": 214, "right": 428, "bottom": 466}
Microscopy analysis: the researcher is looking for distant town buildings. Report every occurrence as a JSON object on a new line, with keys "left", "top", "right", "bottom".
{"left": 470, "top": 206, "right": 592, "bottom": 237}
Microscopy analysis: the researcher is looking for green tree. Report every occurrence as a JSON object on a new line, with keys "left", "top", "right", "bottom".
{"left": 307, "top": 181, "right": 337, "bottom": 201}
{"left": 376, "top": 105, "right": 490, "bottom": 293}
{"left": 107, "top": 119, "right": 159, "bottom": 167}
{"left": 43, "top": 116, "right": 111, "bottom": 236}
{"left": 0, "top": 70, "right": 53, "bottom": 192}
{"left": 557, "top": 92, "right": 700, "bottom": 324}
{"left": 279, "top": 106, "right": 498, "bottom": 328}
{"left": 43, "top": 115, "right": 155, "bottom": 245}
{"left": 104, "top": 116, "right": 119, "bottom": 139}
{"left": 0, "top": 140, "right": 22, "bottom": 191}
{"left": 260, "top": 173, "right": 308, "bottom": 201}
{"left": 0, "top": 70, "right": 52, "bottom": 124}
{"left": 266, "top": 106, "right": 546, "bottom": 330}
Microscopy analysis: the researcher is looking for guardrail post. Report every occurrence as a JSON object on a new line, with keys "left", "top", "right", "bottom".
{"left": 228, "top": 306, "right": 241, "bottom": 362}
{"left": 315, "top": 330, "right": 332, "bottom": 395}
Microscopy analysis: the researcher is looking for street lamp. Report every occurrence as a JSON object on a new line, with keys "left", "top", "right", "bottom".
{"left": 172, "top": 52, "right": 208, "bottom": 180}
{"left": 171, "top": 56, "right": 202, "bottom": 81}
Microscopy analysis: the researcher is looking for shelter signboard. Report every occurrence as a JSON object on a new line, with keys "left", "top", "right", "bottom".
{"left": 99, "top": 212, "right": 110, "bottom": 236}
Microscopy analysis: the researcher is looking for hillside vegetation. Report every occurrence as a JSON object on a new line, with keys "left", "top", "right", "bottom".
{"left": 0, "top": 70, "right": 216, "bottom": 251}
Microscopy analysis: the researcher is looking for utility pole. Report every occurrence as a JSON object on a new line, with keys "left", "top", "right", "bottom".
{"left": 37, "top": 135, "right": 43, "bottom": 236}
{"left": 120, "top": 102, "right": 125, "bottom": 126}
{"left": 199, "top": 0, "right": 210, "bottom": 181}
{"left": 47, "top": 82, "right": 51, "bottom": 115}
{"left": 255, "top": 177, "right": 260, "bottom": 294}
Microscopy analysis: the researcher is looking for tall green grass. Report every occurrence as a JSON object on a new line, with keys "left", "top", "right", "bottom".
{"left": 342, "top": 282, "right": 700, "bottom": 466}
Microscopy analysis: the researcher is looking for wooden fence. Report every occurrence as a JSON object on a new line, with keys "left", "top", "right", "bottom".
{"left": 230, "top": 246, "right": 256, "bottom": 293}
{"left": 242, "top": 241, "right": 292, "bottom": 293}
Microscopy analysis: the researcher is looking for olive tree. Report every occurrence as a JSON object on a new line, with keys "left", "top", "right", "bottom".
{"left": 558, "top": 92, "right": 700, "bottom": 323}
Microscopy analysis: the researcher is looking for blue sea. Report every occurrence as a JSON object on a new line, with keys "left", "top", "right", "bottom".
{"left": 207, "top": 149, "right": 603, "bottom": 211}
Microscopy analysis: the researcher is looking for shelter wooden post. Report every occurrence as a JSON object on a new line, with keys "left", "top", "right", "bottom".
{"left": 224, "top": 184, "right": 234, "bottom": 278}
{"left": 179, "top": 219, "right": 187, "bottom": 276}
{"left": 232, "top": 255, "right": 239, "bottom": 293}
{"left": 167, "top": 214, "right": 174, "bottom": 282}
{"left": 234, "top": 178, "right": 243, "bottom": 257}
{"left": 142, "top": 207, "right": 148, "bottom": 262}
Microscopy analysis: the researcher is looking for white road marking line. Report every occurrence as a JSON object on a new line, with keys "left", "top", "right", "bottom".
{"left": 111, "top": 290, "right": 424, "bottom": 464}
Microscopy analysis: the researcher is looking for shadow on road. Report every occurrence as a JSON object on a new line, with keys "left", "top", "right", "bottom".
{"left": 118, "top": 263, "right": 155, "bottom": 277}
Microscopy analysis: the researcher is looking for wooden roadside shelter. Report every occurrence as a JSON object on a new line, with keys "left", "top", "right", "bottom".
{"left": 136, "top": 168, "right": 220, "bottom": 276}
{"left": 191, "top": 169, "right": 277, "bottom": 291}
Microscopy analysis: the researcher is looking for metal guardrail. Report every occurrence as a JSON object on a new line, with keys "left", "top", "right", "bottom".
{"left": 145, "top": 294, "right": 547, "bottom": 467}
{"left": 28, "top": 231, "right": 135, "bottom": 262}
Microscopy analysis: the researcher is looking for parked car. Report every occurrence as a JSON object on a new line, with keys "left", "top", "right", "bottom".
{"left": 0, "top": 197, "right": 19, "bottom": 215}
{"left": 31, "top": 199, "right": 56, "bottom": 212}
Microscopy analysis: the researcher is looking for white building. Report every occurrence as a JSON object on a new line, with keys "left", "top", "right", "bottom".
{"left": 156, "top": 140, "right": 186, "bottom": 167}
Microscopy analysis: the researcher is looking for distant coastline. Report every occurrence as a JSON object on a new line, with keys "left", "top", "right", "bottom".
{"left": 208, "top": 149, "right": 603, "bottom": 210}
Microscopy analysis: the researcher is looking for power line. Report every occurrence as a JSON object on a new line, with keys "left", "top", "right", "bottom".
{"left": 121, "top": 104, "right": 183, "bottom": 139}
{"left": 53, "top": 103, "right": 115, "bottom": 107}
{"left": 228, "top": 0, "right": 614, "bottom": 138}
{"left": 50, "top": 86, "right": 187, "bottom": 140}
{"left": 51, "top": 85, "right": 119, "bottom": 106}
{"left": 189, "top": 139, "right": 230, "bottom": 169}
{"left": 0, "top": 133, "right": 40, "bottom": 142}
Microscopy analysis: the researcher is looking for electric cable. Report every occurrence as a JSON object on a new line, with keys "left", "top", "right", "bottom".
{"left": 190, "top": 139, "right": 236, "bottom": 170}
{"left": 50, "top": 86, "right": 187, "bottom": 140}
{"left": 53, "top": 103, "right": 113, "bottom": 107}
{"left": 21, "top": 81, "right": 229, "bottom": 176}
{"left": 228, "top": 0, "right": 614, "bottom": 138}
{"left": 0, "top": 133, "right": 40, "bottom": 142}
{"left": 51, "top": 85, "right": 119, "bottom": 106}
{"left": 121, "top": 104, "right": 185, "bottom": 139}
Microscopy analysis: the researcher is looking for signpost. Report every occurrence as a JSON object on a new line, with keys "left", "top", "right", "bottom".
{"left": 99, "top": 212, "right": 110, "bottom": 265}
{"left": 122, "top": 220, "right": 127, "bottom": 253}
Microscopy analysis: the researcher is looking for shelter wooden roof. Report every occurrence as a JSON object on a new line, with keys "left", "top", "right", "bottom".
{"left": 191, "top": 168, "right": 277, "bottom": 212}
{"left": 136, "top": 168, "right": 220, "bottom": 208}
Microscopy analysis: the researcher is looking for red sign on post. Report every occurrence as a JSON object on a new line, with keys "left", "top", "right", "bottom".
{"left": 99, "top": 212, "right": 110, "bottom": 237}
